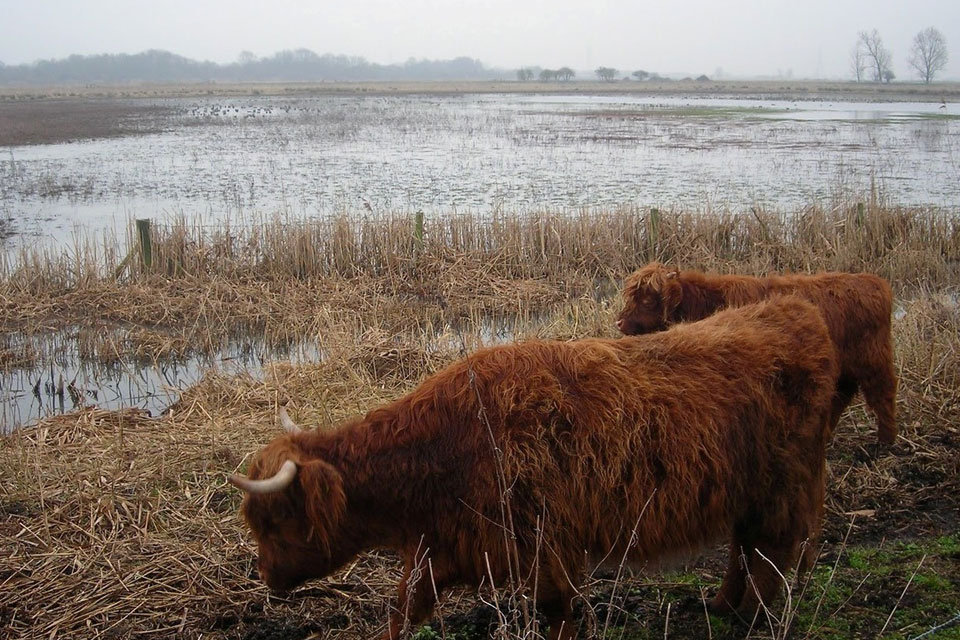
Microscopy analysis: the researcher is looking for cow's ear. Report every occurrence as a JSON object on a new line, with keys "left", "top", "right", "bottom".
{"left": 661, "top": 274, "right": 683, "bottom": 316}
{"left": 300, "top": 460, "right": 346, "bottom": 546}
{"left": 644, "top": 262, "right": 671, "bottom": 293}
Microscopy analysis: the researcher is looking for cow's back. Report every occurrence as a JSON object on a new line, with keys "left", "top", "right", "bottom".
{"left": 715, "top": 272, "right": 892, "bottom": 353}
{"left": 444, "top": 296, "right": 836, "bottom": 573}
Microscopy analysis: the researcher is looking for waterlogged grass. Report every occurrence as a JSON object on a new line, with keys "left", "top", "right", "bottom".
{"left": 3, "top": 89, "right": 959, "bottom": 247}
{"left": 585, "top": 105, "right": 800, "bottom": 120}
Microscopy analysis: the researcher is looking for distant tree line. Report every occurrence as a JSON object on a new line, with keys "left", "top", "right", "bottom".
{"left": 515, "top": 66, "right": 680, "bottom": 83}
{"left": 516, "top": 67, "right": 575, "bottom": 81}
{"left": 0, "top": 49, "right": 495, "bottom": 85}
{"left": 850, "top": 26, "right": 948, "bottom": 83}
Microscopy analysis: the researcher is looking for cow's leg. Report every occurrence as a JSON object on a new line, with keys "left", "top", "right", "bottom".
{"left": 382, "top": 554, "right": 452, "bottom": 640}
{"left": 537, "top": 573, "right": 577, "bottom": 640}
{"left": 737, "top": 451, "right": 826, "bottom": 618}
{"left": 539, "top": 592, "right": 576, "bottom": 640}
{"left": 736, "top": 535, "right": 798, "bottom": 618}
{"left": 797, "top": 459, "right": 827, "bottom": 578}
{"left": 828, "top": 376, "right": 858, "bottom": 438}
{"left": 709, "top": 538, "right": 750, "bottom": 615}
{"left": 857, "top": 347, "right": 898, "bottom": 445}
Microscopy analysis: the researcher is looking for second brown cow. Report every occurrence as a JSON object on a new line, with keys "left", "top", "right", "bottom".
{"left": 617, "top": 262, "right": 898, "bottom": 445}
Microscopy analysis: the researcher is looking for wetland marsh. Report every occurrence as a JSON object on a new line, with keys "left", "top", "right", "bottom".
{"left": 1, "top": 84, "right": 958, "bottom": 639}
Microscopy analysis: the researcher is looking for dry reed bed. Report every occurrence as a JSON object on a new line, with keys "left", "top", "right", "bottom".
{"left": 2, "top": 205, "right": 959, "bottom": 638}
{"left": 2, "top": 284, "right": 959, "bottom": 639}
{"left": 2, "top": 205, "right": 959, "bottom": 346}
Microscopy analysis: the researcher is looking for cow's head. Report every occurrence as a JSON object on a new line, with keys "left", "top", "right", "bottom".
{"left": 229, "top": 410, "right": 351, "bottom": 593}
{"left": 616, "top": 262, "right": 682, "bottom": 335}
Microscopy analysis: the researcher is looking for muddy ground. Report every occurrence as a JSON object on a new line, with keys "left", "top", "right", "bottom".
{"left": 0, "top": 99, "right": 174, "bottom": 146}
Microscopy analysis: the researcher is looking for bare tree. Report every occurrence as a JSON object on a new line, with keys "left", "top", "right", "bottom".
{"left": 908, "top": 27, "right": 948, "bottom": 83}
{"left": 539, "top": 69, "right": 556, "bottom": 82}
{"left": 556, "top": 66, "right": 575, "bottom": 81}
{"left": 595, "top": 66, "right": 617, "bottom": 81}
{"left": 516, "top": 67, "right": 534, "bottom": 82}
{"left": 858, "top": 29, "right": 892, "bottom": 82}
{"left": 850, "top": 42, "right": 867, "bottom": 82}
{"left": 632, "top": 69, "right": 650, "bottom": 81}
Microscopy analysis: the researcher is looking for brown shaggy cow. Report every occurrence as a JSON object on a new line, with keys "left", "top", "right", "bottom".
{"left": 230, "top": 296, "right": 837, "bottom": 640}
{"left": 617, "top": 262, "right": 897, "bottom": 445}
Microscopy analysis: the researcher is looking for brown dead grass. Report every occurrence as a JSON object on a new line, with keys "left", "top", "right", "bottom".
{"left": 2, "top": 204, "right": 958, "bottom": 348}
{"left": 1, "top": 205, "right": 959, "bottom": 638}
{"left": 2, "top": 79, "right": 959, "bottom": 103}
{"left": 2, "top": 291, "right": 959, "bottom": 639}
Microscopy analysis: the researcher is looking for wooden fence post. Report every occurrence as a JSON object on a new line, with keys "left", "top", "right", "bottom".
{"left": 136, "top": 218, "right": 152, "bottom": 269}
{"left": 414, "top": 210, "right": 424, "bottom": 250}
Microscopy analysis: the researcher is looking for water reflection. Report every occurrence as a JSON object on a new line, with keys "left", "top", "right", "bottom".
{"left": 2, "top": 94, "right": 958, "bottom": 251}
{"left": 0, "top": 330, "right": 322, "bottom": 432}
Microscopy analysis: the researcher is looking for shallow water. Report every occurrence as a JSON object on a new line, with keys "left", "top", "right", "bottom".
{"left": 0, "top": 330, "right": 323, "bottom": 433}
{"left": 2, "top": 93, "right": 958, "bottom": 251}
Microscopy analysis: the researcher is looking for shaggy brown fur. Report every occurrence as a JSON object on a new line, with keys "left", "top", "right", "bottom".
{"left": 232, "top": 297, "right": 837, "bottom": 640}
{"left": 617, "top": 262, "right": 898, "bottom": 445}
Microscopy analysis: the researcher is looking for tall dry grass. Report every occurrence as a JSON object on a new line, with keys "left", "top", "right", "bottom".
{"left": 1, "top": 203, "right": 959, "bottom": 638}
{"left": 3, "top": 203, "right": 959, "bottom": 291}
{"left": 1, "top": 288, "right": 958, "bottom": 639}
{"left": 1, "top": 203, "right": 957, "bottom": 362}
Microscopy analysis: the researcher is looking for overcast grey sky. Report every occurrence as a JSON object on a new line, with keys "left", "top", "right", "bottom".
{"left": 1, "top": 0, "right": 958, "bottom": 80}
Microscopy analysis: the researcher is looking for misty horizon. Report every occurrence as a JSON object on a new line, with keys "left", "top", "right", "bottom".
{"left": 1, "top": 0, "right": 958, "bottom": 83}
{"left": 1, "top": 46, "right": 956, "bottom": 85}
{"left": 0, "top": 47, "right": 782, "bottom": 82}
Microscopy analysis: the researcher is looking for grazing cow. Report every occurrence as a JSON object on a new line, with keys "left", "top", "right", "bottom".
{"left": 616, "top": 262, "right": 897, "bottom": 445}
{"left": 230, "top": 296, "right": 837, "bottom": 640}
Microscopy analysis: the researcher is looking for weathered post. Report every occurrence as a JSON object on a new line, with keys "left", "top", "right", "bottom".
{"left": 414, "top": 209, "right": 424, "bottom": 250}
{"left": 136, "top": 218, "right": 152, "bottom": 269}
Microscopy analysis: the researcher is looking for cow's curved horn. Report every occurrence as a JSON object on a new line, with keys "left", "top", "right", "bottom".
{"left": 279, "top": 407, "right": 301, "bottom": 434}
{"left": 229, "top": 460, "right": 298, "bottom": 494}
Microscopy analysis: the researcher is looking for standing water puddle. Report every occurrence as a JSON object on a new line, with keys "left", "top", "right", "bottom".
{"left": 1, "top": 330, "right": 323, "bottom": 432}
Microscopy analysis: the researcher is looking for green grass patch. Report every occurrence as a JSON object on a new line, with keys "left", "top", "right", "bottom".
{"left": 594, "top": 535, "right": 959, "bottom": 640}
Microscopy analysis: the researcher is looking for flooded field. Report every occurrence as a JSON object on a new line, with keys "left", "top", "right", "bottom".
{"left": 2, "top": 93, "right": 958, "bottom": 250}
{"left": 0, "top": 329, "right": 320, "bottom": 432}
{"left": 1, "top": 90, "right": 959, "bottom": 430}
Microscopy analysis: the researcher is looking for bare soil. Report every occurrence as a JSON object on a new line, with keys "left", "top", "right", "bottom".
{"left": 0, "top": 99, "right": 173, "bottom": 145}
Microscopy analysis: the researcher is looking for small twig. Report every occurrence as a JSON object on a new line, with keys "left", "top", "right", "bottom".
{"left": 663, "top": 601, "right": 671, "bottom": 639}
{"left": 700, "top": 586, "right": 713, "bottom": 640}
{"left": 879, "top": 554, "right": 926, "bottom": 637}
